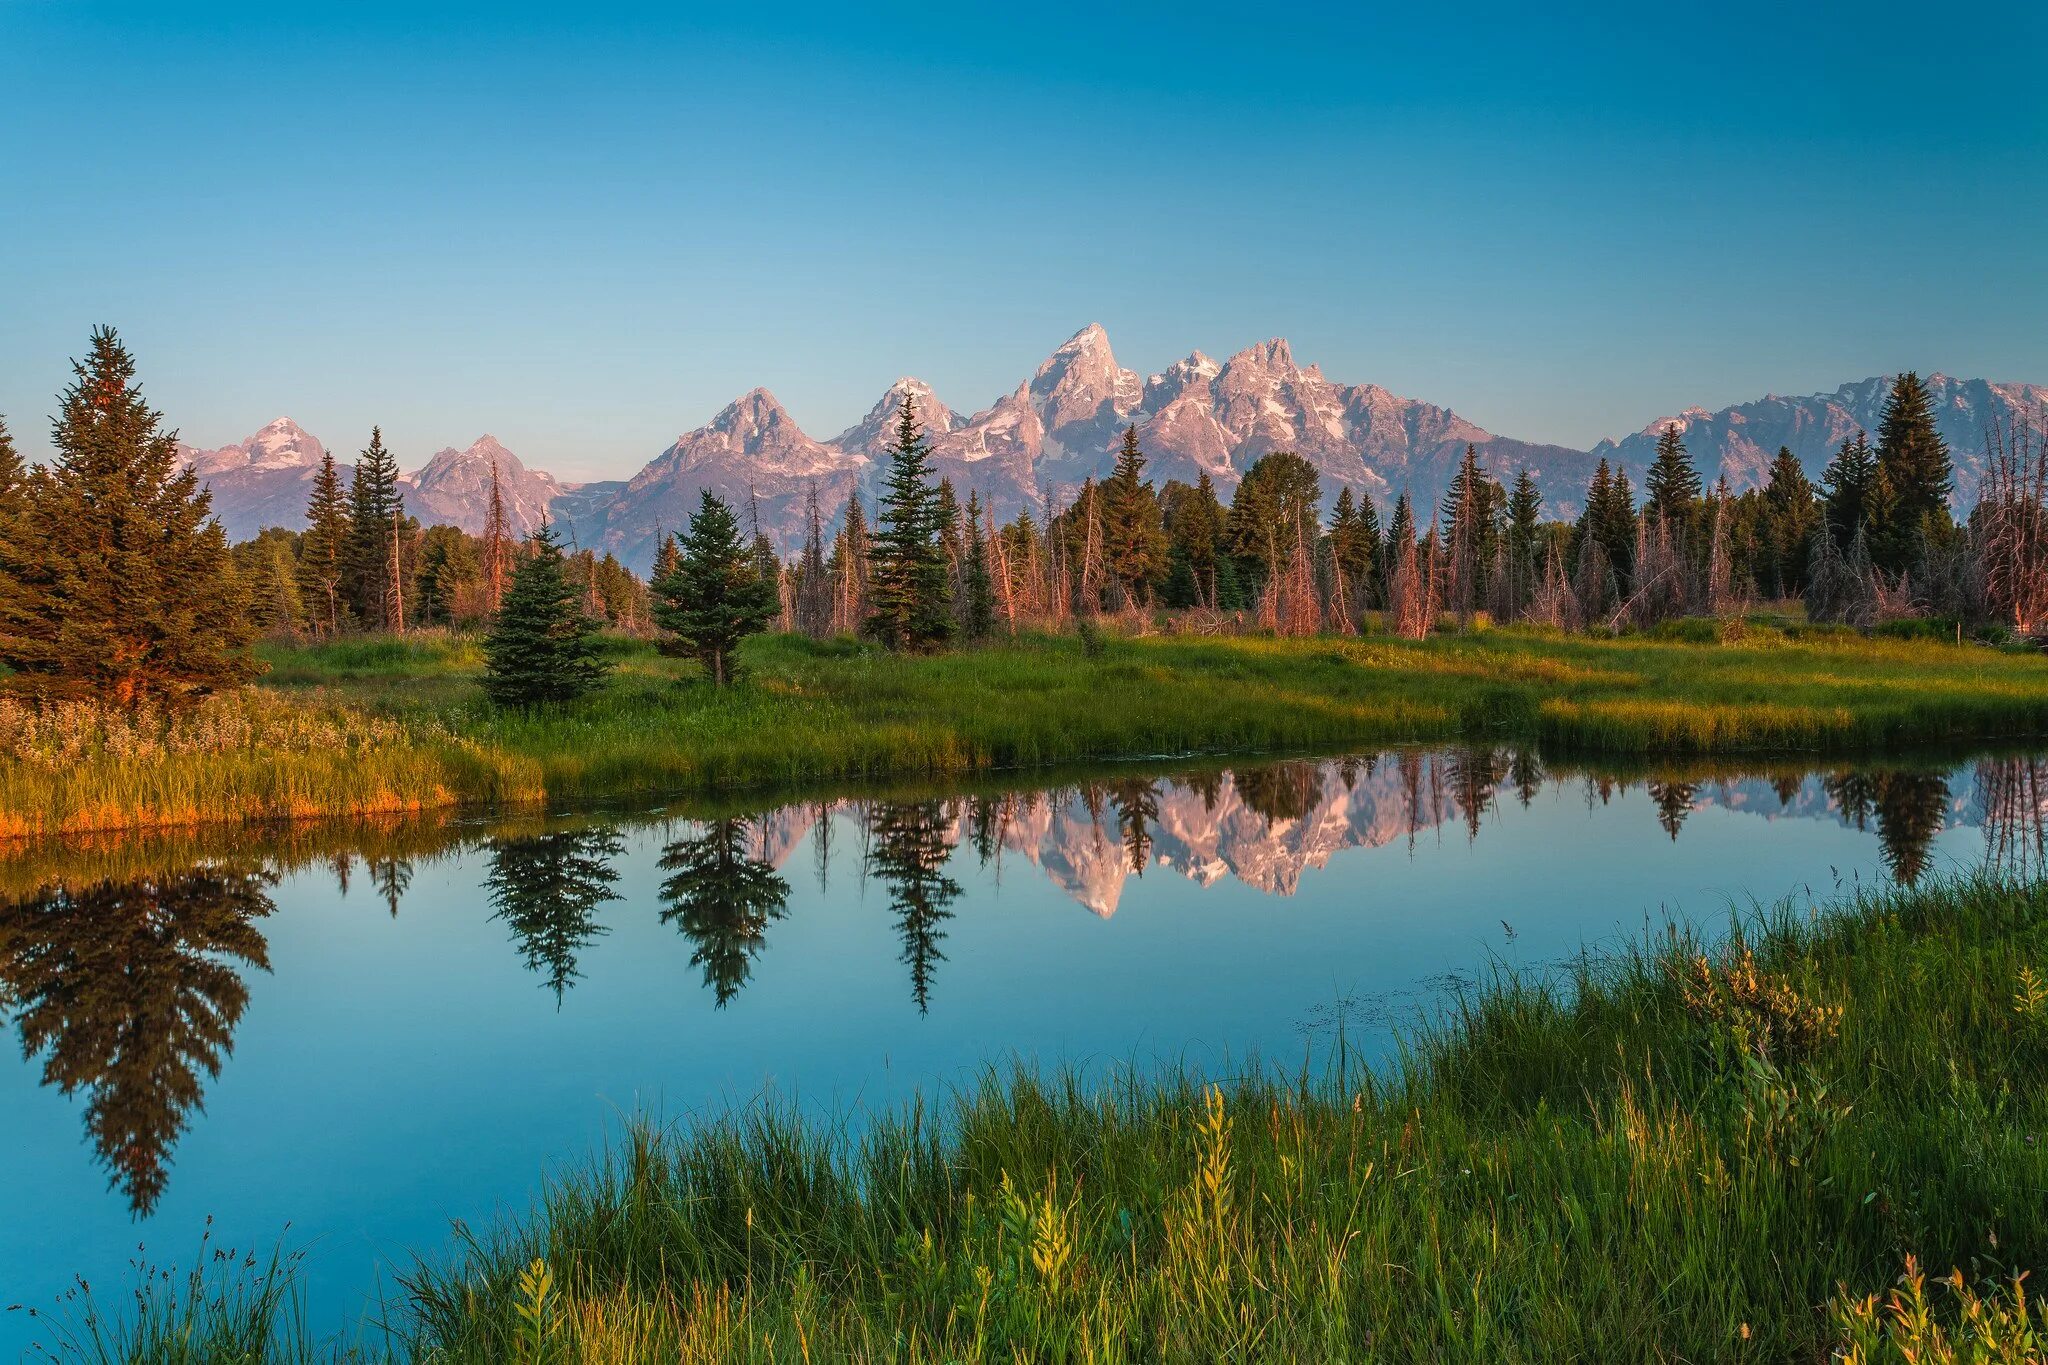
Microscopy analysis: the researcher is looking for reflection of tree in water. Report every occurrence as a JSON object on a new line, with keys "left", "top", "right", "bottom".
{"left": 1236, "top": 761, "right": 1324, "bottom": 826}
{"left": 865, "top": 801, "right": 962, "bottom": 1015}
{"left": 658, "top": 817, "right": 791, "bottom": 1007}
{"left": 1507, "top": 750, "right": 1543, "bottom": 808}
{"left": 1109, "top": 779, "right": 1160, "bottom": 873}
{"left": 1827, "top": 770, "right": 1951, "bottom": 886}
{"left": 1647, "top": 780, "right": 1697, "bottom": 840}
{"left": 0, "top": 867, "right": 275, "bottom": 1216}
{"left": 1447, "top": 748, "right": 1510, "bottom": 839}
{"left": 485, "top": 829, "right": 623, "bottom": 1004}
{"left": 1978, "top": 755, "right": 2048, "bottom": 879}
{"left": 368, "top": 858, "right": 412, "bottom": 917}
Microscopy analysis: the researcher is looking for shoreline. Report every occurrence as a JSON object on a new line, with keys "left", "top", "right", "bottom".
{"left": 3, "top": 625, "right": 2046, "bottom": 841}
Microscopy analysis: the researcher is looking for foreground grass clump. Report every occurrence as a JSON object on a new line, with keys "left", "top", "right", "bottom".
{"left": 7, "top": 622, "right": 2048, "bottom": 836}
{"left": 381, "top": 875, "right": 2048, "bottom": 1362}
{"left": 51, "top": 872, "right": 2043, "bottom": 1362}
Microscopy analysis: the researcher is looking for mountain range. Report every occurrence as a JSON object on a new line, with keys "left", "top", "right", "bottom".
{"left": 179, "top": 326, "right": 2048, "bottom": 572}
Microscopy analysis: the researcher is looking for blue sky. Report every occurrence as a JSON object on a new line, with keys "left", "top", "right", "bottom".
{"left": 2, "top": 0, "right": 2042, "bottom": 479}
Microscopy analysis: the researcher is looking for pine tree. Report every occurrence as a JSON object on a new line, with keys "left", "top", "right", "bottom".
{"left": 865, "top": 396, "right": 954, "bottom": 651}
{"left": 486, "top": 829, "right": 622, "bottom": 1004}
{"left": 0, "top": 414, "right": 24, "bottom": 525}
{"left": 1870, "top": 371, "right": 1954, "bottom": 574}
{"left": 1822, "top": 432, "right": 1878, "bottom": 547}
{"left": 1101, "top": 425, "right": 1168, "bottom": 605}
{"left": 342, "top": 427, "right": 404, "bottom": 629}
{"left": 1758, "top": 446, "right": 1819, "bottom": 598}
{"left": 1163, "top": 471, "right": 1228, "bottom": 608}
{"left": 298, "top": 450, "right": 350, "bottom": 635}
{"left": 1645, "top": 423, "right": 1702, "bottom": 530}
{"left": 1326, "top": 487, "right": 1378, "bottom": 610}
{"left": 0, "top": 327, "right": 257, "bottom": 705}
{"left": 482, "top": 522, "right": 608, "bottom": 706}
{"left": 651, "top": 529, "right": 681, "bottom": 584}
{"left": 962, "top": 490, "right": 995, "bottom": 640}
{"left": 651, "top": 489, "right": 777, "bottom": 686}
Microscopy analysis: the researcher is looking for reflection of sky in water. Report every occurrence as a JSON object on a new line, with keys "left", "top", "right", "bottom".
{"left": 0, "top": 749, "right": 2038, "bottom": 1353}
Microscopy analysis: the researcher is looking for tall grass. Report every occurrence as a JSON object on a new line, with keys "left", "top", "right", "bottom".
{"left": 6, "top": 623, "right": 2048, "bottom": 837}
{"left": 31, "top": 872, "right": 2048, "bottom": 1361}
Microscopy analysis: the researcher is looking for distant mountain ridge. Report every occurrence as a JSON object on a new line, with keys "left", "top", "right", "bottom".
{"left": 179, "top": 327, "right": 2046, "bottom": 572}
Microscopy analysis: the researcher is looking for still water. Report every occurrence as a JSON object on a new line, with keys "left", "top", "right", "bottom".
{"left": 4, "top": 745, "right": 2046, "bottom": 1352}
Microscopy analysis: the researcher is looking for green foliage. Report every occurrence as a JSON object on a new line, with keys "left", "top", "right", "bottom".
{"left": 298, "top": 451, "right": 351, "bottom": 635}
{"left": 482, "top": 523, "right": 609, "bottom": 708}
{"left": 0, "top": 327, "right": 258, "bottom": 707}
{"left": 1225, "top": 451, "right": 1321, "bottom": 581}
{"left": 1101, "top": 425, "right": 1168, "bottom": 604}
{"left": 865, "top": 397, "right": 955, "bottom": 652}
{"left": 1757, "top": 446, "right": 1820, "bottom": 598}
{"left": 342, "top": 427, "right": 405, "bottom": 629}
{"left": 1870, "top": 371, "right": 1956, "bottom": 576}
{"left": 1645, "top": 422, "right": 1703, "bottom": 528}
{"left": 961, "top": 491, "right": 996, "bottom": 641}
{"left": 657, "top": 816, "right": 791, "bottom": 1006}
{"left": 652, "top": 489, "right": 777, "bottom": 686}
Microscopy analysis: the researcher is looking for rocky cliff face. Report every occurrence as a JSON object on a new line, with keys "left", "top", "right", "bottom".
{"left": 406, "top": 435, "right": 562, "bottom": 537}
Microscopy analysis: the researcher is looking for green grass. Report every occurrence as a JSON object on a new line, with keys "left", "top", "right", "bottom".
{"left": 4, "top": 621, "right": 2048, "bottom": 837}
{"left": 36, "top": 871, "right": 2048, "bottom": 1361}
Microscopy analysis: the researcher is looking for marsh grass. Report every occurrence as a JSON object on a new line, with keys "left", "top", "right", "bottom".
{"left": 35, "top": 872, "right": 2048, "bottom": 1361}
{"left": 6, "top": 623, "right": 2048, "bottom": 836}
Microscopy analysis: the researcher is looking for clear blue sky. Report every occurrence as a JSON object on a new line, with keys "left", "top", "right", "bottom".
{"left": 3, "top": 0, "right": 2042, "bottom": 479}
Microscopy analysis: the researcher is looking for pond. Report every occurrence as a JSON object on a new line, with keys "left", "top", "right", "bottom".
{"left": 4, "top": 744, "right": 2047, "bottom": 1352}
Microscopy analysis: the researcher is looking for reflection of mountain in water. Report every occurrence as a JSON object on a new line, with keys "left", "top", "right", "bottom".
{"left": 0, "top": 867, "right": 275, "bottom": 1216}
{"left": 789, "top": 753, "right": 2010, "bottom": 917}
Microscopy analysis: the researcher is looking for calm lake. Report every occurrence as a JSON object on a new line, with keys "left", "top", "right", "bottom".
{"left": 5, "top": 745, "right": 2046, "bottom": 1353}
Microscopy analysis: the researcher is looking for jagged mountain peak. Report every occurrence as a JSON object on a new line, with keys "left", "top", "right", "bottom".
{"left": 832, "top": 377, "right": 961, "bottom": 455}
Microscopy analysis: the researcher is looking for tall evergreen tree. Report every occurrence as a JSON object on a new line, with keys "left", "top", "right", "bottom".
{"left": 651, "top": 529, "right": 681, "bottom": 584}
{"left": 1758, "top": 446, "right": 1820, "bottom": 598}
{"left": 961, "top": 490, "right": 995, "bottom": 640}
{"left": 342, "top": 427, "right": 404, "bottom": 628}
{"left": 0, "top": 327, "right": 257, "bottom": 705}
{"left": 1870, "top": 371, "right": 1954, "bottom": 573}
{"left": 1101, "top": 425, "right": 1168, "bottom": 604}
{"left": 1644, "top": 423, "right": 1703, "bottom": 530}
{"left": 865, "top": 397, "right": 954, "bottom": 650}
{"left": 297, "top": 450, "right": 350, "bottom": 635}
{"left": 1327, "top": 486, "right": 1379, "bottom": 607}
{"left": 652, "top": 489, "right": 777, "bottom": 686}
{"left": 1162, "top": 471, "right": 1228, "bottom": 608}
{"left": 482, "top": 522, "right": 609, "bottom": 706}
{"left": 1225, "top": 452, "right": 1322, "bottom": 582}
{"left": 1821, "top": 432, "right": 1879, "bottom": 547}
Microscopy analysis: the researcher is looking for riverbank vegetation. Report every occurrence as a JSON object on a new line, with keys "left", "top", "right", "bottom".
{"left": 5, "top": 623, "right": 2048, "bottom": 838}
{"left": 2, "top": 334, "right": 2046, "bottom": 837}
{"left": 28, "top": 869, "right": 2048, "bottom": 1361}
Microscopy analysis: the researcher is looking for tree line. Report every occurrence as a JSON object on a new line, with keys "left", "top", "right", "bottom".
{"left": 1, "top": 330, "right": 2040, "bottom": 715}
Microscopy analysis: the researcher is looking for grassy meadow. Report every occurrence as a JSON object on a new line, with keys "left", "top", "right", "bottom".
{"left": 38, "top": 870, "right": 2048, "bottom": 1362}
{"left": 2, "top": 620, "right": 2047, "bottom": 837}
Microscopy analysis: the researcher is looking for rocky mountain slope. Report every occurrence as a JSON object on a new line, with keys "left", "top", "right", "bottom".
{"left": 181, "top": 330, "right": 2043, "bottom": 572}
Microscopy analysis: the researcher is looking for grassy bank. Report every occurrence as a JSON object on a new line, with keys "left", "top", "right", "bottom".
{"left": 43, "top": 871, "right": 2048, "bottom": 1361}
{"left": 5, "top": 622, "right": 2048, "bottom": 837}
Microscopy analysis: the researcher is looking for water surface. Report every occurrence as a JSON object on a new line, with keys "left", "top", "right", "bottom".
{"left": 4, "top": 746, "right": 2045, "bottom": 1353}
